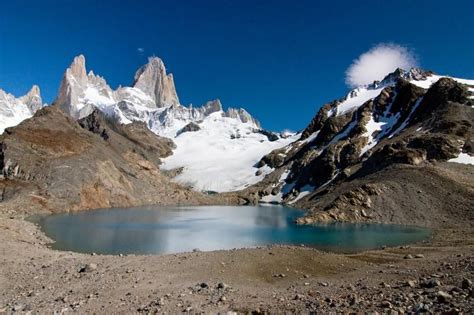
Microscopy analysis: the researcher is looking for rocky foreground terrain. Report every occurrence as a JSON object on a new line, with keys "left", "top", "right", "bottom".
{"left": 0, "top": 215, "right": 472, "bottom": 313}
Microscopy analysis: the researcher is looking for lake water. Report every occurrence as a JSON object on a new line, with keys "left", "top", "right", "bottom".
{"left": 34, "top": 205, "right": 431, "bottom": 255}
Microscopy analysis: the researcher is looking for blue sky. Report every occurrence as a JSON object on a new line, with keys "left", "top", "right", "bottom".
{"left": 1, "top": 0, "right": 473, "bottom": 131}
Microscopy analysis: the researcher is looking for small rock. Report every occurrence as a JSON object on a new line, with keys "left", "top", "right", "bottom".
{"left": 219, "top": 296, "right": 227, "bottom": 302}
{"left": 414, "top": 254, "right": 425, "bottom": 259}
{"left": 319, "top": 282, "right": 329, "bottom": 287}
{"left": 12, "top": 304, "right": 24, "bottom": 312}
{"left": 380, "top": 282, "right": 391, "bottom": 288}
{"left": 404, "top": 254, "right": 414, "bottom": 259}
{"left": 199, "top": 282, "right": 209, "bottom": 289}
{"left": 217, "top": 282, "right": 228, "bottom": 289}
{"left": 406, "top": 280, "right": 416, "bottom": 288}
{"left": 381, "top": 300, "right": 392, "bottom": 308}
{"left": 294, "top": 294, "right": 305, "bottom": 300}
{"left": 437, "top": 291, "right": 452, "bottom": 303}
{"left": 78, "top": 263, "right": 97, "bottom": 273}
{"left": 192, "top": 248, "right": 201, "bottom": 252}
{"left": 461, "top": 278, "right": 472, "bottom": 289}
{"left": 422, "top": 279, "right": 441, "bottom": 288}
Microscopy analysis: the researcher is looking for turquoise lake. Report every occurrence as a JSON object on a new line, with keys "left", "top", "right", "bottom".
{"left": 34, "top": 205, "right": 431, "bottom": 255}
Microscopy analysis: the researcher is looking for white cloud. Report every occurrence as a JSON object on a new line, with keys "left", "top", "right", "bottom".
{"left": 345, "top": 43, "right": 417, "bottom": 87}
{"left": 137, "top": 47, "right": 145, "bottom": 54}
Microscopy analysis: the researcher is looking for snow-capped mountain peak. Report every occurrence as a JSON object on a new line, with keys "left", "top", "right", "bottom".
{"left": 132, "top": 56, "right": 179, "bottom": 108}
{"left": 0, "top": 85, "right": 44, "bottom": 133}
{"left": 55, "top": 54, "right": 116, "bottom": 119}
{"left": 48, "top": 54, "right": 289, "bottom": 192}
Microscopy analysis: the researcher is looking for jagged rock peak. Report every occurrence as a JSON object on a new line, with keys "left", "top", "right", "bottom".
{"left": 55, "top": 54, "right": 115, "bottom": 120}
{"left": 132, "top": 56, "right": 180, "bottom": 108}
{"left": 202, "top": 99, "right": 223, "bottom": 114}
{"left": 225, "top": 107, "right": 261, "bottom": 128}
{"left": 378, "top": 67, "right": 433, "bottom": 86}
{"left": 19, "top": 85, "right": 43, "bottom": 113}
{"left": 68, "top": 54, "right": 87, "bottom": 81}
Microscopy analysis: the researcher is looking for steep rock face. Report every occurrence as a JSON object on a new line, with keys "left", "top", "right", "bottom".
{"left": 239, "top": 69, "right": 474, "bottom": 227}
{"left": 132, "top": 57, "right": 179, "bottom": 107}
{"left": 0, "top": 85, "right": 44, "bottom": 133}
{"left": 0, "top": 106, "right": 217, "bottom": 214}
{"left": 55, "top": 55, "right": 115, "bottom": 119}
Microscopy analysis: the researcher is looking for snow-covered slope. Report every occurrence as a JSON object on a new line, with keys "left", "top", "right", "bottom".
{"left": 0, "top": 85, "right": 44, "bottom": 133}
{"left": 161, "top": 112, "right": 298, "bottom": 192}
{"left": 52, "top": 55, "right": 293, "bottom": 192}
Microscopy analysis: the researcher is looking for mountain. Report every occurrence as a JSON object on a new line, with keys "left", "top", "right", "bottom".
{"left": 52, "top": 55, "right": 295, "bottom": 192}
{"left": 237, "top": 68, "right": 474, "bottom": 227}
{"left": 0, "top": 85, "right": 44, "bottom": 133}
{"left": 0, "top": 105, "right": 223, "bottom": 213}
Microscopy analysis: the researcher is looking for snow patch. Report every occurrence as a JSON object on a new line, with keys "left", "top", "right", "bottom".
{"left": 360, "top": 115, "right": 386, "bottom": 156}
{"left": 336, "top": 87, "right": 384, "bottom": 116}
{"left": 448, "top": 153, "right": 474, "bottom": 165}
{"left": 289, "top": 184, "right": 314, "bottom": 204}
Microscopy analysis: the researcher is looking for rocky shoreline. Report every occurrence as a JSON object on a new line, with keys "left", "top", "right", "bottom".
{"left": 0, "top": 210, "right": 472, "bottom": 313}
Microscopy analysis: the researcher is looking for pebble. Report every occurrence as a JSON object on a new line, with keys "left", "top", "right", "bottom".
{"left": 78, "top": 263, "right": 97, "bottom": 273}
{"left": 414, "top": 254, "right": 425, "bottom": 259}
{"left": 461, "top": 278, "right": 472, "bottom": 289}
{"left": 422, "top": 279, "right": 441, "bottom": 288}
{"left": 217, "top": 282, "right": 228, "bottom": 289}
{"left": 437, "top": 291, "right": 452, "bottom": 303}
{"left": 294, "top": 294, "right": 305, "bottom": 300}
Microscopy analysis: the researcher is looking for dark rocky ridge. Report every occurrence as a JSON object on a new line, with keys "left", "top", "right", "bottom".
{"left": 235, "top": 74, "right": 474, "bottom": 228}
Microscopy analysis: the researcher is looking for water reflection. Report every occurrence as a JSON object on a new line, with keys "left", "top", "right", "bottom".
{"left": 35, "top": 205, "right": 431, "bottom": 255}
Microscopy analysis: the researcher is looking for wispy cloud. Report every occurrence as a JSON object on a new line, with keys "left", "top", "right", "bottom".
{"left": 137, "top": 47, "right": 145, "bottom": 55}
{"left": 345, "top": 43, "right": 417, "bottom": 87}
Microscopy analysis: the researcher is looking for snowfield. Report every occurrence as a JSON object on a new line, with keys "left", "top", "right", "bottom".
{"left": 161, "top": 112, "right": 298, "bottom": 192}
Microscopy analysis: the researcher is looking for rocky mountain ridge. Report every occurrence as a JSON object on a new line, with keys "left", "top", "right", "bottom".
{"left": 53, "top": 55, "right": 261, "bottom": 137}
{"left": 237, "top": 69, "right": 474, "bottom": 227}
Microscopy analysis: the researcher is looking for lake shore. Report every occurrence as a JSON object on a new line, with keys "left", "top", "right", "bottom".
{"left": 1, "top": 212, "right": 473, "bottom": 313}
